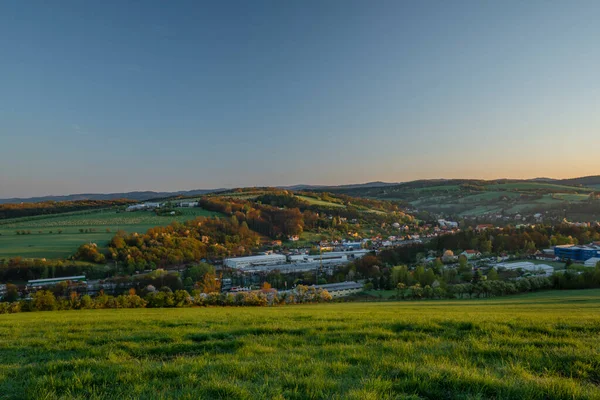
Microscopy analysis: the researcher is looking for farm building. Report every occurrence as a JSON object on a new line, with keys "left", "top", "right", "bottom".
{"left": 311, "top": 281, "right": 363, "bottom": 298}
{"left": 224, "top": 254, "right": 287, "bottom": 269}
{"left": 554, "top": 245, "right": 600, "bottom": 262}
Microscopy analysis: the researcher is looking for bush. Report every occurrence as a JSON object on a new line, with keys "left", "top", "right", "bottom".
{"left": 32, "top": 290, "right": 57, "bottom": 311}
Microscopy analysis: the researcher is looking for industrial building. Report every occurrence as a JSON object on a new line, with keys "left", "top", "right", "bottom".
{"left": 240, "top": 262, "right": 327, "bottom": 274}
{"left": 496, "top": 262, "right": 554, "bottom": 276}
{"left": 27, "top": 275, "right": 87, "bottom": 289}
{"left": 311, "top": 281, "right": 364, "bottom": 298}
{"left": 224, "top": 254, "right": 287, "bottom": 269}
{"left": 554, "top": 245, "right": 600, "bottom": 262}
{"left": 584, "top": 257, "right": 600, "bottom": 267}
{"left": 302, "top": 250, "right": 369, "bottom": 263}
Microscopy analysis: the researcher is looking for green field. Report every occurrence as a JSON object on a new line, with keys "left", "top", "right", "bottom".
{"left": 552, "top": 193, "right": 591, "bottom": 202}
{"left": 296, "top": 195, "right": 345, "bottom": 208}
{"left": 0, "top": 208, "right": 220, "bottom": 259}
{"left": 487, "top": 182, "right": 593, "bottom": 193}
{"left": 1, "top": 290, "right": 599, "bottom": 399}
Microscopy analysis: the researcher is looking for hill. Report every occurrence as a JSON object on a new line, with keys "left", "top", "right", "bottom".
{"left": 1, "top": 290, "right": 599, "bottom": 399}
{"left": 0, "top": 189, "right": 224, "bottom": 205}
{"left": 327, "top": 178, "right": 600, "bottom": 221}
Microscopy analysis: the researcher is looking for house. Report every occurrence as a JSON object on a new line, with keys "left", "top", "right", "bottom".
{"left": 475, "top": 224, "right": 494, "bottom": 232}
{"left": 461, "top": 250, "right": 482, "bottom": 259}
{"left": 288, "top": 235, "right": 299, "bottom": 241}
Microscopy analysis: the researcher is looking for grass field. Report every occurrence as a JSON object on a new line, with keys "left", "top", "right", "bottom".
{"left": 552, "top": 193, "right": 591, "bottom": 202}
{"left": 0, "top": 208, "right": 220, "bottom": 259}
{"left": 487, "top": 182, "right": 592, "bottom": 193}
{"left": 296, "top": 195, "right": 345, "bottom": 208}
{"left": 1, "top": 290, "right": 599, "bottom": 399}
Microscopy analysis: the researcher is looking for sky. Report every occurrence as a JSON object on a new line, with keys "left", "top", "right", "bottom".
{"left": 1, "top": 0, "right": 599, "bottom": 198}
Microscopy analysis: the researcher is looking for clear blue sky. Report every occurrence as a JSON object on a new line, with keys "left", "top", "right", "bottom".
{"left": 1, "top": 0, "right": 599, "bottom": 198}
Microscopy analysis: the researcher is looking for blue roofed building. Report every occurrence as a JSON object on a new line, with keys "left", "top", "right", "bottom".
{"left": 554, "top": 245, "right": 600, "bottom": 262}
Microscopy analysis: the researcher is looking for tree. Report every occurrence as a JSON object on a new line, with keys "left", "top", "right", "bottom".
{"left": 396, "top": 283, "right": 406, "bottom": 299}
{"left": 423, "top": 285, "right": 433, "bottom": 299}
{"left": 33, "top": 290, "right": 57, "bottom": 311}
{"left": 3, "top": 283, "right": 19, "bottom": 302}
{"left": 198, "top": 272, "right": 221, "bottom": 294}
{"left": 413, "top": 265, "right": 426, "bottom": 285}
{"left": 487, "top": 268, "right": 499, "bottom": 281}
{"left": 391, "top": 265, "right": 410, "bottom": 286}
{"left": 458, "top": 255, "right": 469, "bottom": 272}
{"left": 185, "top": 263, "right": 215, "bottom": 283}
{"left": 480, "top": 240, "right": 492, "bottom": 254}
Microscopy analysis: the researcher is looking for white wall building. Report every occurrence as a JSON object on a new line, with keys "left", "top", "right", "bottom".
{"left": 224, "top": 254, "right": 287, "bottom": 269}
{"left": 584, "top": 257, "right": 600, "bottom": 267}
{"left": 496, "top": 262, "right": 554, "bottom": 276}
{"left": 311, "top": 281, "right": 364, "bottom": 298}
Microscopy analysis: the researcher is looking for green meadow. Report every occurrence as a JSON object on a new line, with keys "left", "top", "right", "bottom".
{"left": 295, "top": 195, "right": 345, "bottom": 208}
{"left": 1, "top": 290, "right": 599, "bottom": 399}
{"left": 0, "top": 208, "right": 220, "bottom": 259}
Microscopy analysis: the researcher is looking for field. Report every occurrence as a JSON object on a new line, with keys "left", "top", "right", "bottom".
{"left": 0, "top": 208, "right": 220, "bottom": 259}
{"left": 295, "top": 195, "right": 345, "bottom": 208}
{"left": 1, "top": 290, "right": 599, "bottom": 399}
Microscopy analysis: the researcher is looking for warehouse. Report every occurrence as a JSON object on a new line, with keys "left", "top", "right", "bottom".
{"left": 584, "top": 257, "right": 600, "bottom": 267}
{"left": 27, "top": 275, "right": 87, "bottom": 289}
{"left": 554, "top": 245, "right": 600, "bottom": 262}
{"left": 224, "top": 254, "right": 287, "bottom": 269}
{"left": 496, "top": 262, "right": 553, "bottom": 276}
{"left": 311, "top": 281, "right": 364, "bottom": 298}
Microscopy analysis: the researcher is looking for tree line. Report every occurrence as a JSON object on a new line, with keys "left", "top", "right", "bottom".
{"left": 0, "top": 199, "right": 134, "bottom": 220}
{"left": 0, "top": 284, "right": 333, "bottom": 314}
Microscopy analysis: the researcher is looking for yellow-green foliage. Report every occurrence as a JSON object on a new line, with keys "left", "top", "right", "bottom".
{"left": 0, "top": 290, "right": 599, "bottom": 399}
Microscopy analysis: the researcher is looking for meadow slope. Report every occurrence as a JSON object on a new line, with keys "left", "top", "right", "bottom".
{"left": 1, "top": 290, "right": 600, "bottom": 399}
{"left": 0, "top": 208, "right": 220, "bottom": 259}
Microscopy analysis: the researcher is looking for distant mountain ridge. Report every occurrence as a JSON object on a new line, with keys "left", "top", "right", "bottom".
{"left": 1, "top": 176, "right": 597, "bottom": 204}
{"left": 0, "top": 182, "right": 400, "bottom": 204}
{"left": 0, "top": 189, "right": 224, "bottom": 205}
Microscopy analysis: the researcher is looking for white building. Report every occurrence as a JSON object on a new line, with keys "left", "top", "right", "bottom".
{"left": 178, "top": 201, "right": 199, "bottom": 207}
{"left": 126, "top": 202, "right": 161, "bottom": 212}
{"left": 224, "top": 254, "right": 287, "bottom": 269}
{"left": 438, "top": 219, "right": 458, "bottom": 229}
{"left": 584, "top": 257, "right": 600, "bottom": 267}
{"left": 27, "top": 275, "right": 87, "bottom": 289}
{"left": 303, "top": 250, "right": 369, "bottom": 263}
{"left": 311, "top": 281, "right": 364, "bottom": 298}
{"left": 496, "top": 262, "right": 553, "bottom": 276}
